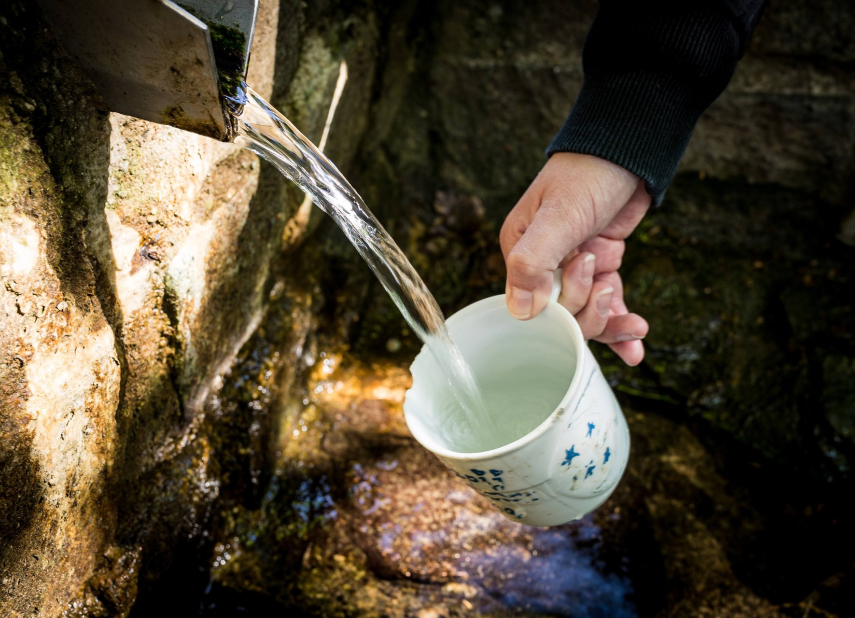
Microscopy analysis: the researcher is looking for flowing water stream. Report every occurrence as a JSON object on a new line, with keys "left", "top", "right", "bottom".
{"left": 226, "top": 84, "right": 499, "bottom": 450}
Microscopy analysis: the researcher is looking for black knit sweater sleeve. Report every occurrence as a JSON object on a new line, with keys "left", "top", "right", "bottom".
{"left": 547, "top": 0, "right": 767, "bottom": 204}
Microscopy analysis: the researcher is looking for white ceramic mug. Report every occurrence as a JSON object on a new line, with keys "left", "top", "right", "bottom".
{"left": 403, "top": 272, "right": 630, "bottom": 526}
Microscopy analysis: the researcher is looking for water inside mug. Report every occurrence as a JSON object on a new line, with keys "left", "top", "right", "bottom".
{"left": 433, "top": 371, "right": 568, "bottom": 452}
{"left": 409, "top": 300, "right": 579, "bottom": 454}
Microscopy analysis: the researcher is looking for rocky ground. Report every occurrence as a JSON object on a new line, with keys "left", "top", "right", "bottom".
{"left": 133, "top": 342, "right": 851, "bottom": 617}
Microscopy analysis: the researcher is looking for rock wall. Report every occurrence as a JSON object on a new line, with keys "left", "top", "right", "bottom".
{"left": 1, "top": 0, "right": 853, "bottom": 616}
{"left": 0, "top": 0, "right": 402, "bottom": 613}
{"left": 0, "top": 0, "right": 289, "bottom": 614}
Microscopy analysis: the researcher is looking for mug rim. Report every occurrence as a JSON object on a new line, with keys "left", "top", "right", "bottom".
{"left": 404, "top": 294, "right": 588, "bottom": 461}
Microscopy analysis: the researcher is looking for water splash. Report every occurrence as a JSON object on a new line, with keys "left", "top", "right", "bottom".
{"left": 226, "top": 84, "right": 498, "bottom": 448}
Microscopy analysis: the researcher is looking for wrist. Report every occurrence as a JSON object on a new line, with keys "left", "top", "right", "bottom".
{"left": 545, "top": 152, "right": 641, "bottom": 214}
{"left": 548, "top": 5, "right": 740, "bottom": 204}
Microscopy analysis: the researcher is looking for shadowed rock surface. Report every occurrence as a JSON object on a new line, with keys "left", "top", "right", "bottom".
{"left": 1, "top": 0, "right": 853, "bottom": 617}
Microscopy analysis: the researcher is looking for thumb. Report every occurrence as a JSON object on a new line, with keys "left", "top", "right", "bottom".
{"left": 505, "top": 196, "right": 595, "bottom": 320}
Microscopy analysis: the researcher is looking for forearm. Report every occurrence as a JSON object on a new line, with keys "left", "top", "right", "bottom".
{"left": 548, "top": 0, "right": 767, "bottom": 204}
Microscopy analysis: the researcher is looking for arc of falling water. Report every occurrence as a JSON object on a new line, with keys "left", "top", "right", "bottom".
{"left": 226, "top": 82, "right": 501, "bottom": 449}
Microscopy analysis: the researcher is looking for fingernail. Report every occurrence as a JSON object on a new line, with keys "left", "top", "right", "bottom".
{"left": 596, "top": 287, "right": 614, "bottom": 316}
{"left": 581, "top": 254, "right": 595, "bottom": 285}
{"left": 508, "top": 287, "right": 533, "bottom": 319}
{"left": 615, "top": 333, "right": 645, "bottom": 342}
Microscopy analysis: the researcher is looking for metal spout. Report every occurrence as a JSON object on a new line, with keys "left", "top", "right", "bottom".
{"left": 37, "top": 0, "right": 259, "bottom": 141}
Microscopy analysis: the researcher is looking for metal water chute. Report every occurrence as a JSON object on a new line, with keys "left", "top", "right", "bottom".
{"left": 36, "top": 0, "right": 260, "bottom": 141}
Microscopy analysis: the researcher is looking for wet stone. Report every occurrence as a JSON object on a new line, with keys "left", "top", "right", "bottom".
{"left": 204, "top": 354, "right": 804, "bottom": 618}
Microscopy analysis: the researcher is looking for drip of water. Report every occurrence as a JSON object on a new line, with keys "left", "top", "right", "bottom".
{"left": 227, "top": 84, "right": 499, "bottom": 448}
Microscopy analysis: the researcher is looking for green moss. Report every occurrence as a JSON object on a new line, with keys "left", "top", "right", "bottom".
{"left": 208, "top": 23, "right": 248, "bottom": 98}
{"left": 176, "top": 3, "right": 248, "bottom": 98}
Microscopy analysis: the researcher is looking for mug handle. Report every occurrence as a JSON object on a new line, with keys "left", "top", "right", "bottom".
{"left": 550, "top": 268, "right": 563, "bottom": 304}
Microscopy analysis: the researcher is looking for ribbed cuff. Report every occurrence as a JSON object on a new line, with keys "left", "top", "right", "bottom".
{"left": 547, "top": 5, "right": 741, "bottom": 204}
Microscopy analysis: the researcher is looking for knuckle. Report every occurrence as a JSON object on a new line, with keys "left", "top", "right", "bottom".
{"left": 559, "top": 289, "right": 586, "bottom": 315}
{"left": 610, "top": 241, "right": 626, "bottom": 271}
{"left": 565, "top": 299, "right": 587, "bottom": 316}
{"left": 506, "top": 249, "right": 538, "bottom": 280}
{"left": 580, "top": 322, "right": 601, "bottom": 341}
{"left": 499, "top": 224, "right": 513, "bottom": 254}
{"left": 505, "top": 248, "right": 554, "bottom": 297}
{"left": 500, "top": 214, "right": 529, "bottom": 255}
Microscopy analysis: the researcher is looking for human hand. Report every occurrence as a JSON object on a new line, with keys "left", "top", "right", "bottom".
{"left": 500, "top": 153, "right": 652, "bottom": 366}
